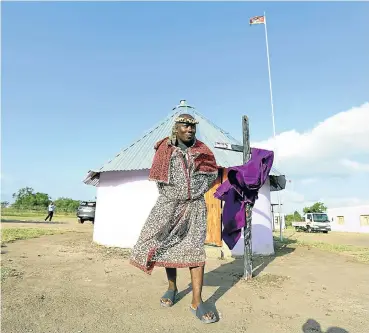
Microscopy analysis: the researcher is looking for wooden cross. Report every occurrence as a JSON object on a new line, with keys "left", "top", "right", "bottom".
{"left": 214, "top": 116, "right": 253, "bottom": 280}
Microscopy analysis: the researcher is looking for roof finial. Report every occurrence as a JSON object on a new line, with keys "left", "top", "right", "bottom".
{"left": 173, "top": 99, "right": 195, "bottom": 111}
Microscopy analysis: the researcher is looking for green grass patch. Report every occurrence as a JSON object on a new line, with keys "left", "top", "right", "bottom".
{"left": 1, "top": 228, "right": 66, "bottom": 243}
{"left": 1, "top": 208, "right": 75, "bottom": 217}
{"left": 1, "top": 215, "right": 77, "bottom": 223}
{"left": 274, "top": 236, "right": 369, "bottom": 263}
{"left": 1, "top": 215, "right": 47, "bottom": 221}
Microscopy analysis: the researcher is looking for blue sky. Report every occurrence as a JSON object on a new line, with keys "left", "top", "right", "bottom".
{"left": 2, "top": 2, "right": 369, "bottom": 212}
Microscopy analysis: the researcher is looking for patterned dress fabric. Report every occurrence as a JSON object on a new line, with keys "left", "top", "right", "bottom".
{"left": 130, "top": 140, "right": 218, "bottom": 274}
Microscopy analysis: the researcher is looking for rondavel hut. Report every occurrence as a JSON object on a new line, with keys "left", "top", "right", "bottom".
{"left": 83, "top": 100, "right": 286, "bottom": 256}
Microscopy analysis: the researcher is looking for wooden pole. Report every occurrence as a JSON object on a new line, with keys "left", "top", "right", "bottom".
{"left": 242, "top": 116, "right": 253, "bottom": 280}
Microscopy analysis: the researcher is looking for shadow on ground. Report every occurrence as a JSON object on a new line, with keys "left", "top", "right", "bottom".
{"left": 253, "top": 235, "right": 297, "bottom": 276}
{"left": 1, "top": 219, "right": 66, "bottom": 225}
{"left": 302, "top": 319, "right": 349, "bottom": 333}
{"left": 177, "top": 236, "right": 297, "bottom": 321}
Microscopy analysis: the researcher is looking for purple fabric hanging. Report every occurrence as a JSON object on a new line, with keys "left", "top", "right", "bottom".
{"left": 214, "top": 148, "right": 274, "bottom": 250}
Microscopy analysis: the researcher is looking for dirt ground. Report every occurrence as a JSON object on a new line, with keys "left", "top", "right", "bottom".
{"left": 1, "top": 220, "right": 369, "bottom": 333}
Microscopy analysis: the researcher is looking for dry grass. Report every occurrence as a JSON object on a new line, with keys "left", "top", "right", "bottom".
{"left": 250, "top": 273, "right": 290, "bottom": 288}
{"left": 299, "top": 241, "right": 369, "bottom": 263}
{"left": 1, "top": 228, "right": 67, "bottom": 243}
{"left": 1, "top": 214, "right": 77, "bottom": 223}
{"left": 274, "top": 236, "right": 369, "bottom": 263}
{"left": 92, "top": 243, "right": 131, "bottom": 259}
{"left": 1, "top": 267, "right": 24, "bottom": 281}
{"left": 1, "top": 208, "right": 75, "bottom": 217}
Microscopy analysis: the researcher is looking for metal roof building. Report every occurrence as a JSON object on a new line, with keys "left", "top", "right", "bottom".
{"left": 83, "top": 100, "right": 285, "bottom": 190}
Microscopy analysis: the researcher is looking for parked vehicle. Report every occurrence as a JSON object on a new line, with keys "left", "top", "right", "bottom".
{"left": 77, "top": 201, "right": 96, "bottom": 224}
{"left": 292, "top": 213, "right": 331, "bottom": 233}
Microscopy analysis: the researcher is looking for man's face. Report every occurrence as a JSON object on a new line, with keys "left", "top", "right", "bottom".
{"left": 176, "top": 120, "right": 196, "bottom": 143}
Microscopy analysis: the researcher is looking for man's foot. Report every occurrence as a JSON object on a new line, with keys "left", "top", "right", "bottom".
{"left": 190, "top": 302, "right": 217, "bottom": 323}
{"left": 160, "top": 288, "right": 178, "bottom": 307}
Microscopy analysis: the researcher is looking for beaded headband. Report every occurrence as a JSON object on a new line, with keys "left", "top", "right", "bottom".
{"left": 174, "top": 116, "right": 199, "bottom": 125}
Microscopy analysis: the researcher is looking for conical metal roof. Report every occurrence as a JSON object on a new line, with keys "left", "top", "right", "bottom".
{"left": 83, "top": 100, "right": 283, "bottom": 187}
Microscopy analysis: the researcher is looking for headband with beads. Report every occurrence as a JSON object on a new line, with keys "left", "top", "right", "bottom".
{"left": 174, "top": 116, "right": 199, "bottom": 125}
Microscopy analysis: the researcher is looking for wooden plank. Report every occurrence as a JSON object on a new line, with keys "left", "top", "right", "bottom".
{"left": 214, "top": 142, "right": 243, "bottom": 152}
{"left": 220, "top": 168, "right": 228, "bottom": 224}
{"left": 205, "top": 170, "right": 222, "bottom": 246}
{"left": 222, "top": 168, "right": 228, "bottom": 182}
{"left": 242, "top": 115, "right": 253, "bottom": 280}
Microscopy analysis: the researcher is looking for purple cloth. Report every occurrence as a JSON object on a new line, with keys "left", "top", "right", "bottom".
{"left": 214, "top": 148, "right": 274, "bottom": 250}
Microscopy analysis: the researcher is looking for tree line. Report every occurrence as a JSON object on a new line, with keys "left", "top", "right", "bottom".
{"left": 1, "top": 187, "right": 82, "bottom": 213}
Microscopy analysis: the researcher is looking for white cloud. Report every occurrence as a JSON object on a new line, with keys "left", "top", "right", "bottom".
{"left": 340, "top": 159, "right": 369, "bottom": 172}
{"left": 323, "top": 196, "right": 369, "bottom": 209}
{"left": 253, "top": 102, "right": 369, "bottom": 177}
{"left": 262, "top": 103, "right": 369, "bottom": 213}
{"left": 299, "top": 178, "right": 318, "bottom": 185}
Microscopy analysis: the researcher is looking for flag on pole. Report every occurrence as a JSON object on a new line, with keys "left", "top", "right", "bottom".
{"left": 249, "top": 15, "right": 265, "bottom": 25}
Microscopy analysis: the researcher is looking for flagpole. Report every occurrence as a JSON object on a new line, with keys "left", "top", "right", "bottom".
{"left": 263, "top": 12, "right": 276, "bottom": 143}
{"left": 263, "top": 12, "right": 283, "bottom": 241}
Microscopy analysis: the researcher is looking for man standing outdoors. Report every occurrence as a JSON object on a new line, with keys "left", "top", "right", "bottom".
{"left": 130, "top": 114, "right": 219, "bottom": 323}
{"left": 45, "top": 202, "right": 55, "bottom": 222}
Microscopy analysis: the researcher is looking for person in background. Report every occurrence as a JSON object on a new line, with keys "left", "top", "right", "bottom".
{"left": 45, "top": 202, "right": 55, "bottom": 221}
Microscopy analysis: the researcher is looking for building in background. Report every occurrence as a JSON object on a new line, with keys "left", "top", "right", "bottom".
{"left": 271, "top": 211, "right": 286, "bottom": 231}
{"left": 83, "top": 100, "right": 286, "bottom": 256}
{"left": 328, "top": 205, "right": 369, "bottom": 233}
